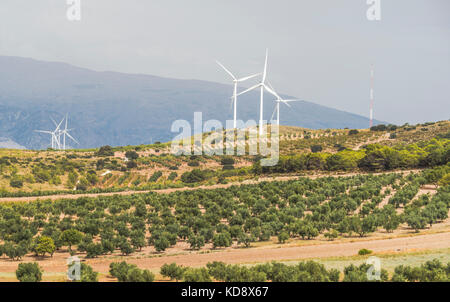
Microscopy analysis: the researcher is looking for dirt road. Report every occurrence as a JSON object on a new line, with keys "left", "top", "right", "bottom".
{"left": 107, "top": 231, "right": 450, "bottom": 271}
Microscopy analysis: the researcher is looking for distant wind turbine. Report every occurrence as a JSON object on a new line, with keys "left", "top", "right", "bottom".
{"left": 236, "top": 49, "right": 279, "bottom": 135}
{"left": 267, "top": 83, "right": 301, "bottom": 126}
{"left": 35, "top": 117, "right": 64, "bottom": 149}
{"left": 216, "top": 60, "right": 260, "bottom": 129}
{"left": 60, "top": 113, "right": 79, "bottom": 150}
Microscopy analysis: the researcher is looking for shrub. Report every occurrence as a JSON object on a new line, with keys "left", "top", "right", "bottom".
{"left": 16, "top": 262, "right": 42, "bottom": 282}
{"left": 71, "top": 263, "right": 99, "bottom": 282}
{"left": 10, "top": 176, "right": 23, "bottom": 188}
{"left": 181, "top": 169, "right": 208, "bottom": 183}
{"left": 370, "top": 125, "right": 388, "bottom": 132}
{"left": 160, "top": 263, "right": 186, "bottom": 281}
{"left": 33, "top": 236, "right": 56, "bottom": 257}
{"left": 183, "top": 268, "right": 212, "bottom": 282}
{"left": 97, "top": 146, "right": 114, "bottom": 157}
{"left": 76, "top": 177, "right": 89, "bottom": 191}
{"left": 277, "top": 231, "right": 289, "bottom": 243}
{"left": 127, "top": 160, "right": 138, "bottom": 169}
{"left": 109, "top": 261, "right": 154, "bottom": 282}
{"left": 212, "top": 232, "right": 232, "bottom": 249}
{"left": 125, "top": 151, "right": 139, "bottom": 160}
{"left": 187, "top": 160, "right": 200, "bottom": 167}
{"left": 222, "top": 164, "right": 234, "bottom": 171}
{"left": 168, "top": 172, "right": 178, "bottom": 181}
{"left": 220, "top": 156, "right": 235, "bottom": 166}
{"left": 310, "top": 145, "right": 323, "bottom": 153}
{"left": 358, "top": 248, "right": 373, "bottom": 256}
{"left": 149, "top": 171, "right": 163, "bottom": 182}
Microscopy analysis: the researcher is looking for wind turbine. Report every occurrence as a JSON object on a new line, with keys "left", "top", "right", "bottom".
{"left": 236, "top": 49, "right": 279, "bottom": 135}
{"left": 216, "top": 61, "right": 260, "bottom": 129}
{"left": 35, "top": 117, "right": 64, "bottom": 149}
{"left": 50, "top": 117, "right": 64, "bottom": 149}
{"left": 60, "top": 113, "right": 79, "bottom": 150}
{"left": 267, "top": 83, "right": 301, "bottom": 126}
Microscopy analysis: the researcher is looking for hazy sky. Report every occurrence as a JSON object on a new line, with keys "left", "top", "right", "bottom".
{"left": 0, "top": 0, "right": 449, "bottom": 124}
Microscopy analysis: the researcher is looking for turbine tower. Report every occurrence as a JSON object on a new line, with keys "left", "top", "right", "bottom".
{"left": 60, "top": 113, "right": 79, "bottom": 150}
{"left": 370, "top": 64, "right": 374, "bottom": 128}
{"left": 236, "top": 49, "right": 279, "bottom": 136}
{"left": 216, "top": 61, "right": 260, "bottom": 129}
{"left": 50, "top": 117, "right": 64, "bottom": 149}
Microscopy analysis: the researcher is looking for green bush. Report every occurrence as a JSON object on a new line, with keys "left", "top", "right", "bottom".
{"left": 10, "top": 176, "right": 24, "bottom": 188}
{"left": 109, "top": 261, "right": 154, "bottom": 282}
{"left": 16, "top": 262, "right": 42, "bottom": 282}
{"left": 358, "top": 248, "right": 373, "bottom": 256}
{"left": 97, "top": 146, "right": 114, "bottom": 157}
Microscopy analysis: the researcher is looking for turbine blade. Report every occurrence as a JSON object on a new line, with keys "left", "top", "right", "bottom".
{"left": 267, "top": 81, "right": 276, "bottom": 91}
{"left": 236, "top": 83, "right": 260, "bottom": 97}
{"left": 35, "top": 130, "right": 52, "bottom": 134}
{"left": 216, "top": 60, "right": 236, "bottom": 80}
{"left": 270, "top": 105, "right": 277, "bottom": 122}
{"left": 55, "top": 118, "right": 64, "bottom": 131}
{"left": 237, "top": 73, "right": 260, "bottom": 82}
{"left": 263, "top": 84, "right": 281, "bottom": 100}
{"left": 262, "top": 49, "right": 268, "bottom": 83}
{"left": 65, "top": 132, "right": 79, "bottom": 145}
{"left": 281, "top": 100, "right": 291, "bottom": 107}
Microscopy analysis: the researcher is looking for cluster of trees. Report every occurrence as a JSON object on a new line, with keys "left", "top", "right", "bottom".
{"left": 14, "top": 258, "right": 449, "bottom": 282}
{"left": 109, "top": 261, "right": 154, "bottom": 282}
{"left": 220, "top": 156, "right": 235, "bottom": 170}
{"left": 0, "top": 170, "right": 447, "bottom": 261}
{"left": 161, "top": 261, "right": 339, "bottom": 282}
{"left": 14, "top": 262, "right": 98, "bottom": 282}
{"left": 2, "top": 157, "right": 88, "bottom": 190}
{"left": 391, "top": 259, "right": 450, "bottom": 282}
{"left": 158, "top": 259, "right": 449, "bottom": 282}
{"left": 148, "top": 171, "right": 163, "bottom": 182}
{"left": 258, "top": 137, "right": 449, "bottom": 174}
{"left": 370, "top": 124, "right": 398, "bottom": 132}
{"left": 180, "top": 169, "right": 213, "bottom": 183}
{"left": 403, "top": 187, "right": 449, "bottom": 232}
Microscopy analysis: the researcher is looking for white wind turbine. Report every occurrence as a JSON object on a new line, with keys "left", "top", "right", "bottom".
{"left": 267, "top": 83, "right": 301, "bottom": 126}
{"left": 235, "top": 49, "right": 279, "bottom": 136}
{"left": 60, "top": 113, "right": 79, "bottom": 150}
{"left": 216, "top": 61, "right": 260, "bottom": 129}
{"left": 35, "top": 117, "right": 64, "bottom": 149}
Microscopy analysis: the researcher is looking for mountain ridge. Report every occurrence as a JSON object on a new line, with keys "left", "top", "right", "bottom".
{"left": 0, "top": 55, "right": 385, "bottom": 149}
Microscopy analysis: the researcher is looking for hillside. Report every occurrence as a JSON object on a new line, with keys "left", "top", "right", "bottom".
{"left": 0, "top": 121, "right": 448, "bottom": 196}
{"left": 0, "top": 56, "right": 385, "bottom": 149}
{"left": 0, "top": 121, "right": 449, "bottom": 283}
